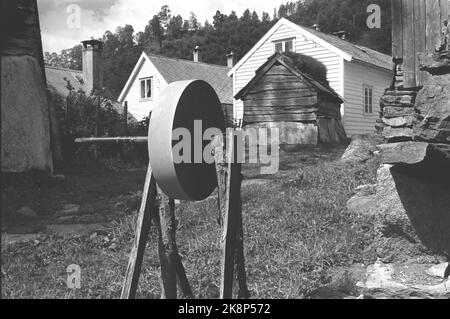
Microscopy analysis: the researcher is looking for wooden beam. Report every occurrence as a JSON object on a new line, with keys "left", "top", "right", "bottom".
{"left": 233, "top": 171, "right": 249, "bottom": 299}
{"left": 75, "top": 137, "right": 148, "bottom": 143}
{"left": 249, "top": 81, "right": 309, "bottom": 92}
{"left": 392, "top": 0, "right": 403, "bottom": 60}
{"left": 244, "top": 106, "right": 318, "bottom": 112}
{"left": 244, "top": 89, "right": 314, "bottom": 100}
{"left": 415, "top": 0, "right": 427, "bottom": 86}
{"left": 220, "top": 134, "right": 240, "bottom": 299}
{"left": 426, "top": 0, "right": 442, "bottom": 52}
{"left": 243, "top": 97, "right": 318, "bottom": 107}
{"left": 121, "top": 164, "right": 157, "bottom": 299}
{"left": 244, "top": 114, "right": 317, "bottom": 122}
{"left": 402, "top": 0, "right": 416, "bottom": 88}
{"left": 156, "top": 191, "right": 178, "bottom": 299}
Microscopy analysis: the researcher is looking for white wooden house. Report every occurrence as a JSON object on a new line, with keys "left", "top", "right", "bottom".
{"left": 118, "top": 49, "right": 233, "bottom": 121}
{"left": 228, "top": 18, "right": 393, "bottom": 136}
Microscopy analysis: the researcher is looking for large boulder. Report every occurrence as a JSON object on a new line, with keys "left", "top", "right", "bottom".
{"left": 413, "top": 52, "right": 450, "bottom": 144}
{"left": 413, "top": 74, "right": 450, "bottom": 144}
{"left": 341, "top": 134, "right": 383, "bottom": 163}
{"left": 358, "top": 260, "right": 450, "bottom": 299}
{"left": 374, "top": 164, "right": 450, "bottom": 262}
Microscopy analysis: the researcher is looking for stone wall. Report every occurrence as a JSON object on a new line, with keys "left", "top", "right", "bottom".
{"left": 375, "top": 51, "right": 450, "bottom": 262}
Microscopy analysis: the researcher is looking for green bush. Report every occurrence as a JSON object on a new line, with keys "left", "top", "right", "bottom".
{"left": 48, "top": 84, "right": 149, "bottom": 165}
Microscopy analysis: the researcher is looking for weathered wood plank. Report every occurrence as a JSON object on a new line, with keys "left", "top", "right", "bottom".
{"left": 75, "top": 136, "right": 148, "bottom": 144}
{"left": 260, "top": 74, "right": 299, "bottom": 83}
{"left": 245, "top": 113, "right": 317, "bottom": 119}
{"left": 402, "top": 0, "right": 416, "bottom": 88}
{"left": 266, "top": 65, "right": 294, "bottom": 76}
{"left": 249, "top": 81, "right": 309, "bottom": 93}
{"left": 156, "top": 191, "right": 178, "bottom": 299}
{"left": 415, "top": 0, "right": 427, "bottom": 86}
{"left": 232, "top": 170, "right": 249, "bottom": 299}
{"left": 220, "top": 135, "right": 239, "bottom": 299}
{"left": 392, "top": 0, "right": 403, "bottom": 59}
{"left": 245, "top": 106, "right": 318, "bottom": 112}
{"left": 245, "top": 113, "right": 317, "bottom": 123}
{"left": 215, "top": 136, "right": 249, "bottom": 299}
{"left": 121, "top": 165, "right": 157, "bottom": 299}
{"left": 244, "top": 108, "right": 319, "bottom": 115}
{"left": 243, "top": 97, "right": 318, "bottom": 107}
{"left": 244, "top": 89, "right": 316, "bottom": 100}
{"left": 426, "top": 0, "right": 442, "bottom": 52}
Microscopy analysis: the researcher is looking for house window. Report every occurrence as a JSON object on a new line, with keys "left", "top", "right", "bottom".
{"left": 363, "top": 85, "right": 373, "bottom": 114}
{"left": 140, "top": 77, "right": 152, "bottom": 100}
{"left": 274, "top": 38, "right": 294, "bottom": 53}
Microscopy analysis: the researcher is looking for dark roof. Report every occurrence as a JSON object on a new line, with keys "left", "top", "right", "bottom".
{"left": 45, "top": 66, "right": 86, "bottom": 97}
{"left": 144, "top": 51, "right": 233, "bottom": 104}
{"left": 235, "top": 52, "right": 343, "bottom": 102}
{"left": 44, "top": 65, "right": 128, "bottom": 118}
{"left": 304, "top": 26, "right": 393, "bottom": 70}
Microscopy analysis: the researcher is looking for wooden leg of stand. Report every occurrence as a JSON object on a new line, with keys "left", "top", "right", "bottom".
{"left": 156, "top": 192, "right": 178, "bottom": 299}
{"left": 154, "top": 196, "right": 193, "bottom": 299}
{"left": 220, "top": 136, "right": 241, "bottom": 299}
{"left": 234, "top": 173, "right": 250, "bottom": 299}
{"left": 121, "top": 165, "right": 157, "bottom": 299}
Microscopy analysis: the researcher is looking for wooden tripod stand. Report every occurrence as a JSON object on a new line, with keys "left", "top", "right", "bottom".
{"left": 121, "top": 137, "right": 249, "bottom": 299}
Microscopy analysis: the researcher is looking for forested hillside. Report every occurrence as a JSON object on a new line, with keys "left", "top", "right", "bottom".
{"left": 44, "top": 0, "right": 391, "bottom": 100}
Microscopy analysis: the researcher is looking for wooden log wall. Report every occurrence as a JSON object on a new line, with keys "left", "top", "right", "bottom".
{"left": 392, "top": 0, "right": 449, "bottom": 88}
{"left": 243, "top": 65, "right": 319, "bottom": 124}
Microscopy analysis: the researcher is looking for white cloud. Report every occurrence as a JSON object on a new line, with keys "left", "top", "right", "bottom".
{"left": 39, "top": 0, "right": 285, "bottom": 53}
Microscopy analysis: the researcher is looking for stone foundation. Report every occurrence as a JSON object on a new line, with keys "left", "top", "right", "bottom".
{"left": 243, "top": 118, "right": 346, "bottom": 152}
{"left": 375, "top": 51, "right": 450, "bottom": 262}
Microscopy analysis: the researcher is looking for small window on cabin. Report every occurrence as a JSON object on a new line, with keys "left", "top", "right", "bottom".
{"left": 140, "top": 78, "right": 153, "bottom": 100}
{"left": 274, "top": 39, "right": 294, "bottom": 53}
{"left": 363, "top": 85, "right": 373, "bottom": 114}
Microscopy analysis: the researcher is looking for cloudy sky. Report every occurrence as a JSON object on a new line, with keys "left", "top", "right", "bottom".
{"left": 38, "top": 0, "right": 287, "bottom": 53}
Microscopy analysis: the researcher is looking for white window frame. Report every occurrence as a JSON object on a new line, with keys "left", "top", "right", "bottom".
{"left": 140, "top": 77, "right": 153, "bottom": 101}
{"left": 273, "top": 38, "right": 295, "bottom": 53}
{"left": 363, "top": 85, "right": 374, "bottom": 115}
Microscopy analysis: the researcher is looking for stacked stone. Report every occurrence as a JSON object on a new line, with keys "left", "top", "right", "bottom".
{"left": 393, "top": 61, "right": 404, "bottom": 90}
{"left": 379, "top": 89, "right": 418, "bottom": 142}
{"left": 373, "top": 51, "right": 450, "bottom": 263}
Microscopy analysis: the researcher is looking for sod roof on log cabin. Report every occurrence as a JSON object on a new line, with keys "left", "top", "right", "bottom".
{"left": 143, "top": 50, "right": 233, "bottom": 105}
{"left": 235, "top": 52, "right": 344, "bottom": 103}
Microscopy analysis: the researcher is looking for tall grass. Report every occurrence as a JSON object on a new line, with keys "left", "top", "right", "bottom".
{"left": 1, "top": 150, "right": 377, "bottom": 299}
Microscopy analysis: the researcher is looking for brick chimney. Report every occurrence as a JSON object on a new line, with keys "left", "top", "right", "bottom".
{"left": 226, "top": 51, "right": 238, "bottom": 68}
{"left": 193, "top": 45, "right": 200, "bottom": 63}
{"left": 81, "top": 39, "right": 103, "bottom": 93}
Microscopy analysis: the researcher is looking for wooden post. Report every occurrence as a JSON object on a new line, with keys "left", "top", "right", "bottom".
{"left": 155, "top": 192, "right": 193, "bottom": 299}
{"left": 155, "top": 191, "right": 178, "bottom": 299}
{"left": 121, "top": 164, "right": 158, "bottom": 299}
{"left": 121, "top": 165, "right": 192, "bottom": 299}
{"left": 218, "top": 132, "right": 248, "bottom": 299}
{"left": 233, "top": 171, "right": 250, "bottom": 299}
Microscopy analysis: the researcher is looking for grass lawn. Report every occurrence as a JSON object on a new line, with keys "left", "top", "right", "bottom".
{"left": 1, "top": 147, "right": 378, "bottom": 299}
